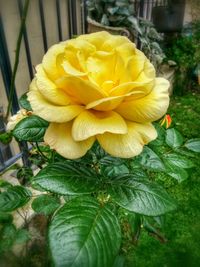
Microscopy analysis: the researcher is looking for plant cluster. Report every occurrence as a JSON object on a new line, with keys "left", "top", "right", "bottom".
{"left": 87, "top": 0, "right": 165, "bottom": 68}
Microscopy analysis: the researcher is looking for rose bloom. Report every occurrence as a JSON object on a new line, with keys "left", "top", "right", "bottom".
{"left": 28, "top": 31, "right": 169, "bottom": 159}
{"left": 7, "top": 109, "right": 31, "bottom": 131}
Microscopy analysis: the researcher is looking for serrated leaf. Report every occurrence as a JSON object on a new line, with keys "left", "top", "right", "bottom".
{"left": 0, "top": 186, "right": 31, "bottom": 212}
{"left": 32, "top": 195, "right": 60, "bottom": 215}
{"left": 184, "top": 138, "right": 200, "bottom": 152}
{"left": 49, "top": 197, "right": 121, "bottom": 267}
{"left": 32, "top": 162, "right": 98, "bottom": 195}
{"left": 19, "top": 93, "right": 32, "bottom": 111}
{"left": 13, "top": 115, "right": 49, "bottom": 142}
{"left": 163, "top": 153, "right": 194, "bottom": 169}
{"left": 137, "top": 147, "right": 165, "bottom": 172}
{"left": 107, "top": 175, "right": 176, "bottom": 216}
{"left": 165, "top": 128, "right": 184, "bottom": 148}
{"left": 103, "top": 164, "right": 129, "bottom": 177}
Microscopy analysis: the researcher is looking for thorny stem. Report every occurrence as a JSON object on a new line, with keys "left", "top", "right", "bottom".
{"left": 5, "top": 0, "right": 30, "bottom": 121}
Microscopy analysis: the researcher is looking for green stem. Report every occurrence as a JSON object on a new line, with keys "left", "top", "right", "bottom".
{"left": 5, "top": 0, "right": 30, "bottom": 121}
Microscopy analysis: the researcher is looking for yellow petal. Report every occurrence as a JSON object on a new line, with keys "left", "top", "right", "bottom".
{"left": 115, "top": 78, "right": 170, "bottom": 123}
{"left": 86, "top": 50, "right": 116, "bottom": 86}
{"left": 110, "top": 80, "right": 154, "bottom": 97}
{"left": 115, "top": 42, "right": 136, "bottom": 63}
{"left": 78, "top": 31, "right": 110, "bottom": 49}
{"left": 35, "top": 65, "right": 71, "bottom": 105}
{"left": 72, "top": 110, "right": 127, "bottom": 141}
{"left": 97, "top": 121, "right": 157, "bottom": 158}
{"left": 126, "top": 54, "right": 146, "bottom": 81}
{"left": 44, "top": 122, "right": 95, "bottom": 159}
{"left": 55, "top": 76, "right": 107, "bottom": 105}
{"left": 102, "top": 35, "right": 131, "bottom": 51}
{"left": 28, "top": 82, "right": 83, "bottom": 123}
{"left": 62, "top": 60, "right": 87, "bottom": 77}
{"left": 86, "top": 95, "right": 125, "bottom": 111}
{"left": 86, "top": 90, "right": 145, "bottom": 111}
{"left": 42, "top": 42, "right": 67, "bottom": 80}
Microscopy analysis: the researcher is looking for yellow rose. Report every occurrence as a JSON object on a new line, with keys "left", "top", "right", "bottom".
{"left": 28, "top": 31, "right": 169, "bottom": 159}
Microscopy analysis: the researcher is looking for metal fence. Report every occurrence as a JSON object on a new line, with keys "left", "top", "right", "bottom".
{"left": 0, "top": 0, "right": 168, "bottom": 172}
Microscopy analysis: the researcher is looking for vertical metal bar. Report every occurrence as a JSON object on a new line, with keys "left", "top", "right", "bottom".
{"left": 67, "top": 0, "right": 72, "bottom": 38}
{"left": 0, "top": 16, "right": 19, "bottom": 114}
{"left": 17, "top": 0, "right": 34, "bottom": 80}
{"left": 38, "top": 0, "right": 48, "bottom": 52}
{"left": 71, "top": 0, "right": 77, "bottom": 35}
{"left": 56, "top": 0, "right": 63, "bottom": 41}
{"left": 82, "top": 0, "right": 88, "bottom": 33}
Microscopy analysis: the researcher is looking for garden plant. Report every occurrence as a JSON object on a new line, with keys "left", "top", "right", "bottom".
{"left": 1, "top": 30, "right": 200, "bottom": 267}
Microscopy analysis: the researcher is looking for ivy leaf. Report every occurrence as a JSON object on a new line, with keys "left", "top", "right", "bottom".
{"left": 163, "top": 153, "right": 194, "bottom": 169}
{"left": 107, "top": 175, "right": 176, "bottom": 216}
{"left": 13, "top": 115, "right": 49, "bottom": 142}
{"left": 184, "top": 138, "right": 200, "bottom": 153}
{"left": 137, "top": 147, "right": 165, "bottom": 172}
{"left": 49, "top": 197, "right": 121, "bottom": 267}
{"left": 32, "top": 162, "right": 99, "bottom": 195}
{"left": 165, "top": 128, "right": 184, "bottom": 148}
{"left": 0, "top": 186, "right": 31, "bottom": 212}
{"left": 19, "top": 93, "right": 32, "bottom": 111}
{"left": 32, "top": 195, "right": 60, "bottom": 215}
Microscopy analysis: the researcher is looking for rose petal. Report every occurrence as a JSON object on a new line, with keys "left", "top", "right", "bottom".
{"left": 35, "top": 65, "right": 71, "bottom": 105}
{"left": 72, "top": 110, "right": 127, "bottom": 141}
{"left": 97, "top": 121, "right": 157, "bottom": 158}
{"left": 115, "top": 78, "right": 170, "bottom": 122}
{"left": 28, "top": 80, "right": 83, "bottom": 123}
{"left": 42, "top": 42, "right": 67, "bottom": 80}
{"left": 44, "top": 122, "right": 95, "bottom": 159}
{"left": 55, "top": 76, "right": 107, "bottom": 105}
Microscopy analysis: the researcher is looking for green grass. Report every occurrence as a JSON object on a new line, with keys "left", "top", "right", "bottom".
{"left": 125, "top": 92, "right": 200, "bottom": 267}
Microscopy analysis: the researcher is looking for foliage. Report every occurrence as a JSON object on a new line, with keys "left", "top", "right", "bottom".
{"left": 86, "top": 0, "right": 165, "bottom": 68}
{"left": 164, "top": 20, "right": 200, "bottom": 94}
{"left": 123, "top": 92, "right": 200, "bottom": 267}
{"left": 1, "top": 91, "right": 200, "bottom": 266}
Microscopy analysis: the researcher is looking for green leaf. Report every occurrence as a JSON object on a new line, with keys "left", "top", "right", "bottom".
{"left": 165, "top": 128, "right": 184, "bottom": 148}
{"left": 14, "top": 229, "right": 30, "bottom": 244}
{"left": 184, "top": 138, "right": 200, "bottom": 152}
{"left": 166, "top": 167, "right": 189, "bottom": 183}
{"left": 0, "top": 212, "right": 13, "bottom": 224}
{"left": 103, "top": 164, "right": 129, "bottom": 177}
{"left": 19, "top": 93, "right": 32, "bottom": 111}
{"left": 0, "top": 132, "right": 12, "bottom": 144}
{"left": 0, "top": 186, "right": 31, "bottom": 212}
{"left": 137, "top": 147, "right": 166, "bottom": 172}
{"left": 0, "top": 224, "right": 17, "bottom": 253}
{"left": 13, "top": 115, "right": 49, "bottom": 142}
{"left": 32, "top": 195, "right": 60, "bottom": 215}
{"left": 32, "top": 162, "right": 99, "bottom": 195}
{"left": 107, "top": 175, "right": 176, "bottom": 216}
{"left": 163, "top": 153, "right": 194, "bottom": 169}
{"left": 49, "top": 197, "right": 121, "bottom": 267}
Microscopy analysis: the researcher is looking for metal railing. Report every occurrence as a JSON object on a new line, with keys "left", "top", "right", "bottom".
{"left": 0, "top": 0, "right": 87, "bottom": 171}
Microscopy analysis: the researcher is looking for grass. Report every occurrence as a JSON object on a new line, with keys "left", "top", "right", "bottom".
{"left": 125, "top": 92, "right": 200, "bottom": 267}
